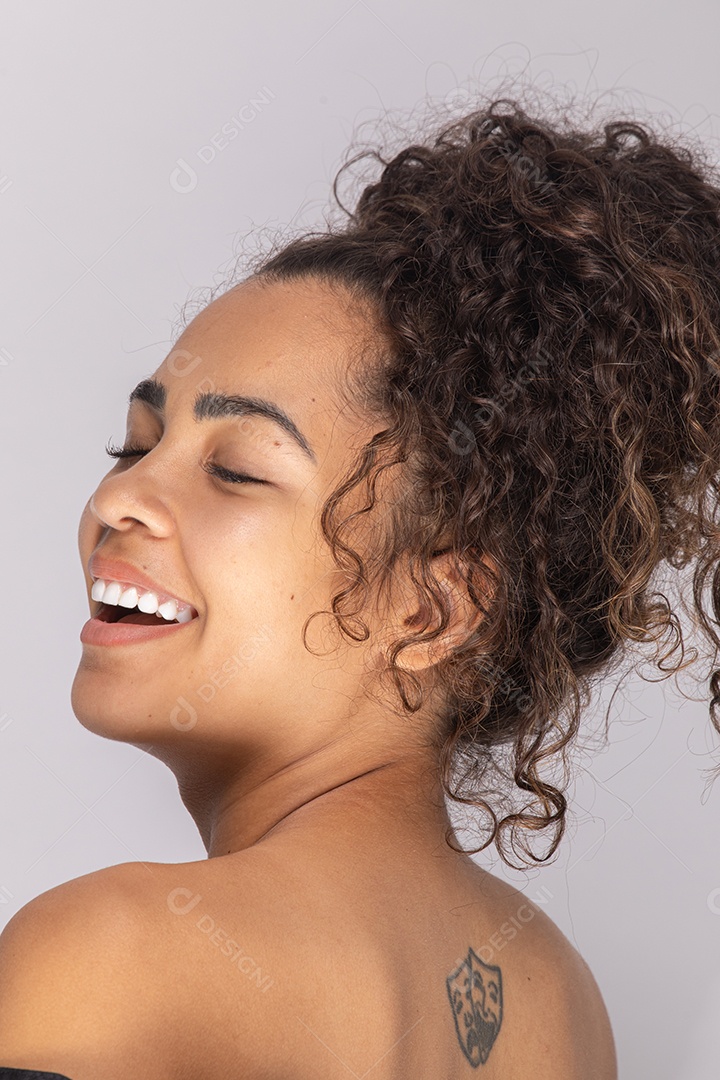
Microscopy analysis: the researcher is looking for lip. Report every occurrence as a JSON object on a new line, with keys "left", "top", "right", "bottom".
{"left": 80, "top": 614, "right": 196, "bottom": 647}
{"left": 87, "top": 555, "right": 198, "bottom": 616}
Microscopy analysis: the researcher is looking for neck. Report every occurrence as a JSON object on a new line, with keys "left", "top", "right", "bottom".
{"left": 155, "top": 740, "right": 458, "bottom": 859}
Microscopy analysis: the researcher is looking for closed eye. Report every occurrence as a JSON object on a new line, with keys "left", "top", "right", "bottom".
{"left": 104, "top": 441, "right": 268, "bottom": 485}
{"left": 200, "top": 460, "right": 267, "bottom": 485}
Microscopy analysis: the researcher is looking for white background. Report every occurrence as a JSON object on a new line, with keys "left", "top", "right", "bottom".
{"left": 1, "top": 2, "right": 719, "bottom": 1076}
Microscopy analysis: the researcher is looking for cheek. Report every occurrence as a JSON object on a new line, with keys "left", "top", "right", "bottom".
{"left": 186, "top": 504, "right": 321, "bottom": 632}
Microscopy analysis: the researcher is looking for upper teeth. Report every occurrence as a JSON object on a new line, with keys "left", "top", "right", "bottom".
{"left": 90, "top": 579, "right": 195, "bottom": 623}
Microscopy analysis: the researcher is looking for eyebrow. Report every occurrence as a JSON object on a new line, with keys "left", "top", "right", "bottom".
{"left": 127, "top": 377, "right": 317, "bottom": 465}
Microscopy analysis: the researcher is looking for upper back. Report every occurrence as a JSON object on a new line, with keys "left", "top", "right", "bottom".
{"left": 144, "top": 842, "right": 617, "bottom": 1080}
{"left": 0, "top": 841, "right": 616, "bottom": 1080}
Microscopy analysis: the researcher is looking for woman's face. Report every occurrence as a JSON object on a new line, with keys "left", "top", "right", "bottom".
{"left": 72, "top": 276, "right": 404, "bottom": 769}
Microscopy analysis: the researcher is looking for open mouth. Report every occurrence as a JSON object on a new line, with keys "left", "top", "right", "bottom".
{"left": 95, "top": 603, "right": 186, "bottom": 626}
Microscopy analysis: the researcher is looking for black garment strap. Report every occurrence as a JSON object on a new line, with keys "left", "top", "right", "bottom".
{"left": 0, "top": 1069, "right": 73, "bottom": 1079}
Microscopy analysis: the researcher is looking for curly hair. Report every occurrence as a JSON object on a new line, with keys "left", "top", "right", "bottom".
{"left": 246, "top": 96, "right": 720, "bottom": 868}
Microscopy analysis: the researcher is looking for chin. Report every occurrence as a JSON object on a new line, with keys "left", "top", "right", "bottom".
{"left": 70, "top": 664, "right": 165, "bottom": 744}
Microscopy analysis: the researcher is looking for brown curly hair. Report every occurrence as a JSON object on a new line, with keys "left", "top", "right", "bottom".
{"left": 244, "top": 96, "right": 720, "bottom": 868}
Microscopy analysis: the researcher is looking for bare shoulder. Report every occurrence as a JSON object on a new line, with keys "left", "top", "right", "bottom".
{"left": 0, "top": 860, "right": 154, "bottom": 996}
{"left": 515, "top": 912, "right": 617, "bottom": 1079}
{"left": 0, "top": 854, "right": 304, "bottom": 1079}
{"left": 469, "top": 868, "right": 618, "bottom": 1080}
{"left": 158, "top": 847, "right": 618, "bottom": 1080}
{"left": 161, "top": 846, "right": 618, "bottom": 1080}
{"left": 0, "top": 861, "right": 188, "bottom": 1078}
{"left": 0, "top": 853, "right": 618, "bottom": 1080}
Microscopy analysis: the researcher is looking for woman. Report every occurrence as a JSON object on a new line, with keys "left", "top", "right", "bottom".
{"left": 1, "top": 95, "right": 719, "bottom": 1079}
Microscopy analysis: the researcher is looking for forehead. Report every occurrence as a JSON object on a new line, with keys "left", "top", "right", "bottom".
{"left": 163, "top": 275, "right": 374, "bottom": 405}
{"left": 148, "top": 275, "right": 384, "bottom": 472}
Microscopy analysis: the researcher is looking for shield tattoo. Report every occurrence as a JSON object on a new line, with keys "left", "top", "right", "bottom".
{"left": 446, "top": 947, "right": 503, "bottom": 1067}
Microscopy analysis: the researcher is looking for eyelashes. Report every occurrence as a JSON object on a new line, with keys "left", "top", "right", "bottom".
{"left": 104, "top": 441, "right": 267, "bottom": 485}
{"left": 105, "top": 441, "right": 153, "bottom": 461}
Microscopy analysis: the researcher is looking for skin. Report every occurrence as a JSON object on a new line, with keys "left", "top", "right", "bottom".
{"left": 0, "top": 275, "right": 618, "bottom": 1079}
{"left": 73, "top": 273, "right": 462, "bottom": 854}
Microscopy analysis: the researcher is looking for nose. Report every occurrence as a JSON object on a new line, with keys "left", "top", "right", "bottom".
{"left": 87, "top": 465, "right": 175, "bottom": 537}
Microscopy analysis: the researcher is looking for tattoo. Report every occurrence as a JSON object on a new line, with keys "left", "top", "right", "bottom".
{"left": 446, "top": 947, "right": 503, "bottom": 1067}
